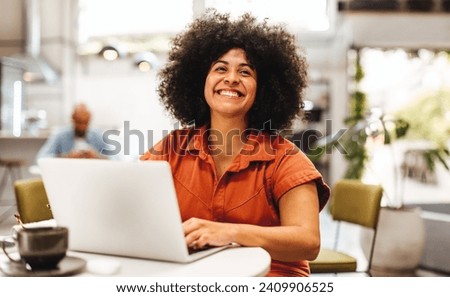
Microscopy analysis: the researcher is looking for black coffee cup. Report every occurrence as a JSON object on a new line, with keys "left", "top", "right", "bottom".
{"left": 2, "top": 226, "right": 68, "bottom": 270}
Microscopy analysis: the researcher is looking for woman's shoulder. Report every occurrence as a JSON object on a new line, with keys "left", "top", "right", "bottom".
{"left": 263, "top": 133, "right": 301, "bottom": 158}
{"left": 262, "top": 133, "right": 316, "bottom": 171}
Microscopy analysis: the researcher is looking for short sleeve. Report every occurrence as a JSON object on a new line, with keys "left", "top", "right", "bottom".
{"left": 272, "top": 149, "right": 330, "bottom": 211}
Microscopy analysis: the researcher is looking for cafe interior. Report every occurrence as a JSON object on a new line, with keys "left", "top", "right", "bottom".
{"left": 0, "top": 0, "right": 449, "bottom": 277}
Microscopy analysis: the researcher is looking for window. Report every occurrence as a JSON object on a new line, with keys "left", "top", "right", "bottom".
{"left": 78, "top": 0, "right": 194, "bottom": 43}
{"left": 204, "top": 0, "right": 332, "bottom": 32}
{"left": 359, "top": 48, "right": 450, "bottom": 118}
{"left": 77, "top": 0, "right": 335, "bottom": 54}
{"left": 357, "top": 47, "right": 450, "bottom": 203}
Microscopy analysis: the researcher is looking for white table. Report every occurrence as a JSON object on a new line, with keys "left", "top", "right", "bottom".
{"left": 1, "top": 246, "right": 271, "bottom": 277}
{"left": 71, "top": 247, "right": 270, "bottom": 277}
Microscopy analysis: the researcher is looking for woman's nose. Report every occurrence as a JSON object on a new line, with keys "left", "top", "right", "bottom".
{"left": 224, "top": 71, "right": 239, "bottom": 84}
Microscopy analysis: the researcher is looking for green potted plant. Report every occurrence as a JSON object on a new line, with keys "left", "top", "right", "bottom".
{"left": 360, "top": 98, "right": 449, "bottom": 276}
{"left": 309, "top": 50, "right": 449, "bottom": 276}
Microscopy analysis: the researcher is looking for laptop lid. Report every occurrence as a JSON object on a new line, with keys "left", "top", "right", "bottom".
{"left": 38, "top": 158, "right": 210, "bottom": 263}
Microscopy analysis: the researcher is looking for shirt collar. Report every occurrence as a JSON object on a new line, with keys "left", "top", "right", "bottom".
{"left": 185, "top": 125, "right": 208, "bottom": 160}
{"left": 185, "top": 125, "right": 277, "bottom": 170}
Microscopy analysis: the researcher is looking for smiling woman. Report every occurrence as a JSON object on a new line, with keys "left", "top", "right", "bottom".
{"left": 156, "top": 10, "right": 308, "bottom": 132}
{"left": 140, "top": 10, "right": 330, "bottom": 277}
{"left": 204, "top": 48, "right": 257, "bottom": 123}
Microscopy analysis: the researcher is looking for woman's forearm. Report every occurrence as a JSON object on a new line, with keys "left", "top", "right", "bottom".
{"left": 231, "top": 223, "right": 320, "bottom": 262}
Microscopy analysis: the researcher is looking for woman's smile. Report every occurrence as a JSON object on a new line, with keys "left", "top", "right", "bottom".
{"left": 216, "top": 89, "right": 242, "bottom": 98}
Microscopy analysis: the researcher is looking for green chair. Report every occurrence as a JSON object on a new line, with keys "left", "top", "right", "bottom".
{"left": 309, "top": 179, "right": 383, "bottom": 276}
{"left": 14, "top": 178, "right": 53, "bottom": 224}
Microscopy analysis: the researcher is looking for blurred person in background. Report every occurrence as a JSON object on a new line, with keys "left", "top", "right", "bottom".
{"left": 36, "top": 103, "right": 108, "bottom": 160}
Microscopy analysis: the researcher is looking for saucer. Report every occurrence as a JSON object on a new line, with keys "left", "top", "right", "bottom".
{"left": 0, "top": 256, "right": 86, "bottom": 277}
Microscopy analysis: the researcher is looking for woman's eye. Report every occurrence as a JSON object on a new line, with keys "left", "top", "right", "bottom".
{"left": 240, "top": 69, "right": 254, "bottom": 76}
{"left": 214, "top": 66, "right": 227, "bottom": 72}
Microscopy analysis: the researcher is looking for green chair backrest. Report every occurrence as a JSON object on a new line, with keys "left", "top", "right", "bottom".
{"left": 331, "top": 179, "right": 383, "bottom": 229}
{"left": 14, "top": 178, "right": 53, "bottom": 224}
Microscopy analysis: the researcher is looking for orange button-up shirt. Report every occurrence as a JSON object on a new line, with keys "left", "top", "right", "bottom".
{"left": 140, "top": 126, "right": 330, "bottom": 276}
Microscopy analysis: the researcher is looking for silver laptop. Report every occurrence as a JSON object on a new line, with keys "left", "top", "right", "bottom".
{"left": 37, "top": 158, "right": 229, "bottom": 263}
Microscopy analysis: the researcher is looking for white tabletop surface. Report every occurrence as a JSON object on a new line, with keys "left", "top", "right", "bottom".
{"left": 71, "top": 247, "right": 271, "bottom": 277}
{"left": 1, "top": 246, "right": 271, "bottom": 277}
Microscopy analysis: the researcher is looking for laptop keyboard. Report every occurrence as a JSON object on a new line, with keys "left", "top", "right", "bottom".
{"left": 188, "top": 245, "right": 213, "bottom": 255}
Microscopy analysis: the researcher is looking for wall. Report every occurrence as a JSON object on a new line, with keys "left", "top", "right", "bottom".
{"left": 74, "top": 55, "right": 173, "bottom": 159}
{"left": 0, "top": 0, "right": 23, "bottom": 57}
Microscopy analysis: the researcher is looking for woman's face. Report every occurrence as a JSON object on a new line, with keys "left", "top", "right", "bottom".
{"left": 204, "top": 48, "right": 257, "bottom": 122}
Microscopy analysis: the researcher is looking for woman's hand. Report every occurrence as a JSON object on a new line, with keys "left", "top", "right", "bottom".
{"left": 183, "top": 217, "right": 236, "bottom": 249}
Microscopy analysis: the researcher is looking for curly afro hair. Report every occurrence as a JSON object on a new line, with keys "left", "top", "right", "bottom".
{"left": 158, "top": 9, "right": 308, "bottom": 132}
